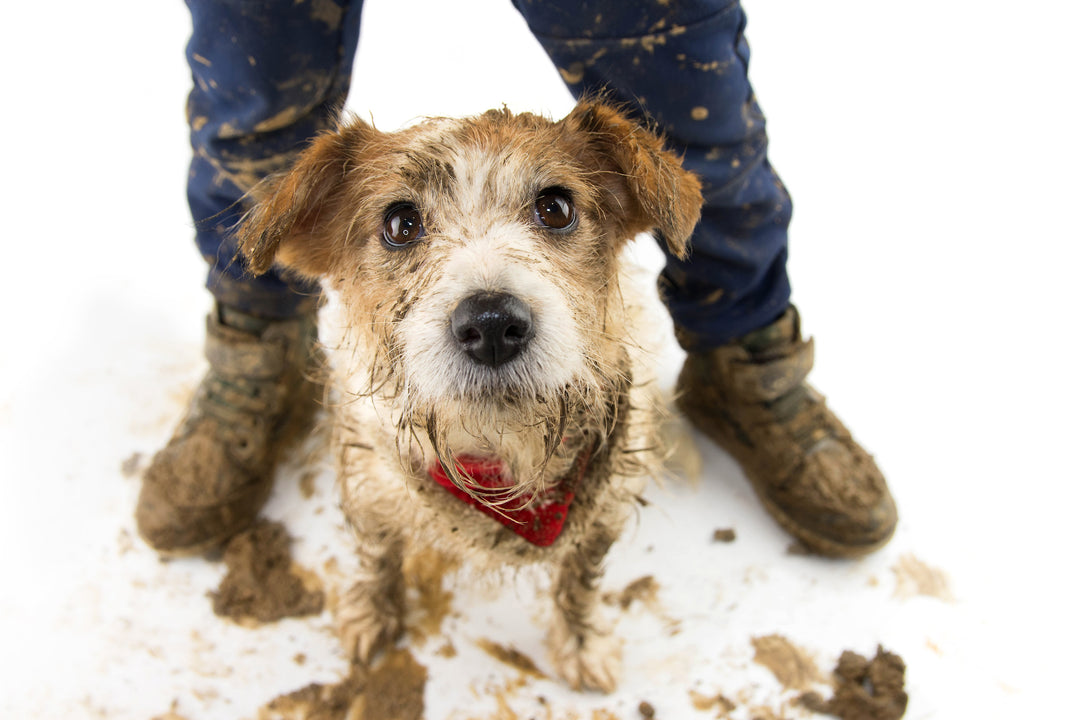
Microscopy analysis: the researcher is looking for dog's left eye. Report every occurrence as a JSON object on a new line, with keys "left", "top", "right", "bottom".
{"left": 383, "top": 204, "right": 426, "bottom": 248}
{"left": 534, "top": 190, "right": 576, "bottom": 231}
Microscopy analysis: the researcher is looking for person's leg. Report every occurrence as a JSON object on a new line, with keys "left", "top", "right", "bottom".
{"left": 186, "top": 0, "right": 364, "bottom": 319}
{"left": 514, "top": 0, "right": 896, "bottom": 556}
{"left": 138, "top": 0, "right": 364, "bottom": 554}
{"left": 512, "top": 0, "right": 790, "bottom": 347}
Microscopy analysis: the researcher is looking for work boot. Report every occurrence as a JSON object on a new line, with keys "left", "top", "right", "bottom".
{"left": 136, "top": 304, "right": 319, "bottom": 555}
{"left": 676, "top": 306, "right": 897, "bottom": 557}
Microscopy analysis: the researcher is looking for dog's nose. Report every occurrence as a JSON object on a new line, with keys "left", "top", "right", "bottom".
{"left": 450, "top": 292, "right": 534, "bottom": 367}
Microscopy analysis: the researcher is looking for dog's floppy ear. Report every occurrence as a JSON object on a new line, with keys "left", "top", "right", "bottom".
{"left": 236, "top": 120, "right": 377, "bottom": 278}
{"left": 563, "top": 100, "right": 703, "bottom": 259}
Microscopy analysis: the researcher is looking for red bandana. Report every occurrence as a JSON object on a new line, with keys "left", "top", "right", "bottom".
{"left": 427, "top": 449, "right": 592, "bottom": 547}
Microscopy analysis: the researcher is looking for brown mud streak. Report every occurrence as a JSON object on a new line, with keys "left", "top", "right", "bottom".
{"left": 476, "top": 638, "right": 548, "bottom": 680}
{"left": 891, "top": 553, "right": 954, "bottom": 602}
{"left": 689, "top": 689, "right": 737, "bottom": 715}
{"left": 607, "top": 574, "right": 660, "bottom": 610}
{"left": 751, "top": 634, "right": 824, "bottom": 692}
{"left": 404, "top": 547, "right": 460, "bottom": 643}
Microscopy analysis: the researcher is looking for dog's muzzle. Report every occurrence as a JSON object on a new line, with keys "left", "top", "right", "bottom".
{"left": 450, "top": 291, "right": 534, "bottom": 368}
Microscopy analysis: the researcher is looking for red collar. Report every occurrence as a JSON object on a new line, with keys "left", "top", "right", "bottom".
{"left": 427, "top": 447, "right": 593, "bottom": 547}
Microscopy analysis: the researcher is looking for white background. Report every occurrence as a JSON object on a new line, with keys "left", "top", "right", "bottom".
{"left": 1, "top": 0, "right": 1077, "bottom": 718}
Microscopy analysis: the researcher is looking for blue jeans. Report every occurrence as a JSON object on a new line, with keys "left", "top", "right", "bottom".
{"left": 186, "top": 0, "right": 792, "bottom": 347}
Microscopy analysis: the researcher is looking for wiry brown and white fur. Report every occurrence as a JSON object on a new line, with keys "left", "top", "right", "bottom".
{"left": 236, "top": 100, "right": 702, "bottom": 692}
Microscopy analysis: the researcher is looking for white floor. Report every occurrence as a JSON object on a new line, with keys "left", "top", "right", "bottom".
{"left": 2, "top": 1, "right": 1077, "bottom": 718}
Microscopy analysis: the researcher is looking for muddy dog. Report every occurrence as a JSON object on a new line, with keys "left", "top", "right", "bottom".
{"left": 236, "top": 100, "right": 702, "bottom": 692}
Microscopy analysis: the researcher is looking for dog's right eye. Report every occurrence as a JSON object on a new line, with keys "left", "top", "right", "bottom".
{"left": 382, "top": 205, "right": 426, "bottom": 248}
{"left": 534, "top": 189, "right": 576, "bottom": 231}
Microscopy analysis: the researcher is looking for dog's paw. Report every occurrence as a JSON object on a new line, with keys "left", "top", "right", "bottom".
{"left": 547, "top": 619, "right": 623, "bottom": 693}
{"left": 337, "top": 581, "right": 405, "bottom": 664}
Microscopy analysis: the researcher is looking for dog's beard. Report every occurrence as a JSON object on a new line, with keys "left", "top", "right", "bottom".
{"left": 404, "top": 371, "right": 624, "bottom": 518}
{"left": 421, "top": 389, "right": 569, "bottom": 512}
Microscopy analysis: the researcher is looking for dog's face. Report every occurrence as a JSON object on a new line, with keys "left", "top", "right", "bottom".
{"left": 238, "top": 101, "right": 701, "bottom": 481}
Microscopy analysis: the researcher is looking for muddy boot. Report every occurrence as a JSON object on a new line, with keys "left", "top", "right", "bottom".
{"left": 136, "top": 304, "right": 319, "bottom": 555}
{"left": 676, "top": 306, "right": 896, "bottom": 557}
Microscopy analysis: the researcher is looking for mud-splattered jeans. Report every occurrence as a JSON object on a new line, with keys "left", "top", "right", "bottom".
{"left": 186, "top": 0, "right": 791, "bottom": 347}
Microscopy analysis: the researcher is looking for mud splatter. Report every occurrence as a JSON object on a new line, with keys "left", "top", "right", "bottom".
{"left": 211, "top": 520, "right": 324, "bottom": 623}
{"left": 299, "top": 469, "right": 318, "bottom": 499}
{"left": 605, "top": 575, "right": 681, "bottom": 634}
{"left": 712, "top": 527, "right": 737, "bottom": 543}
{"left": 452, "top": 674, "right": 548, "bottom": 720}
{"left": 259, "top": 664, "right": 365, "bottom": 720}
{"left": 404, "top": 547, "right": 460, "bottom": 643}
{"left": 748, "top": 707, "right": 782, "bottom": 720}
{"left": 116, "top": 528, "right": 135, "bottom": 555}
{"left": 120, "top": 451, "right": 143, "bottom": 477}
{"left": 891, "top": 553, "right": 954, "bottom": 602}
{"left": 689, "top": 689, "right": 736, "bottom": 715}
{"left": 356, "top": 649, "right": 427, "bottom": 720}
{"left": 751, "top": 635, "right": 824, "bottom": 691}
{"left": 259, "top": 649, "right": 426, "bottom": 720}
{"left": 557, "top": 48, "right": 608, "bottom": 86}
{"left": 559, "top": 63, "right": 585, "bottom": 84}
{"left": 608, "top": 575, "right": 659, "bottom": 610}
{"left": 195, "top": 146, "right": 295, "bottom": 194}
{"left": 620, "top": 33, "right": 667, "bottom": 54}
{"left": 476, "top": 639, "right": 548, "bottom": 680}
{"left": 310, "top": 0, "right": 344, "bottom": 28}
{"left": 255, "top": 106, "right": 307, "bottom": 134}
{"left": 151, "top": 701, "right": 191, "bottom": 720}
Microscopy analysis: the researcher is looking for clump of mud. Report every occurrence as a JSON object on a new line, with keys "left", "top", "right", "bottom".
{"left": 211, "top": 520, "right": 324, "bottom": 623}
{"left": 712, "top": 527, "right": 737, "bottom": 543}
{"left": 800, "top": 646, "right": 908, "bottom": 720}
{"left": 260, "top": 649, "right": 427, "bottom": 720}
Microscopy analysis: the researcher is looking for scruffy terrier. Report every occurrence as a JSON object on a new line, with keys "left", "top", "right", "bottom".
{"left": 236, "top": 100, "right": 702, "bottom": 692}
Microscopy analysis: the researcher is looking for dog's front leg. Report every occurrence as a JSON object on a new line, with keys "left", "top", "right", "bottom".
{"left": 337, "top": 514, "right": 406, "bottom": 665}
{"left": 548, "top": 522, "right": 622, "bottom": 693}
